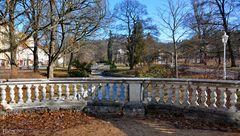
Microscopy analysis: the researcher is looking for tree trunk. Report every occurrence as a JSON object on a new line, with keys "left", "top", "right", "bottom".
{"left": 218, "top": 54, "right": 221, "bottom": 65}
{"left": 174, "top": 43, "right": 178, "bottom": 78}
{"left": 47, "top": 0, "right": 56, "bottom": 78}
{"left": 128, "top": 46, "right": 134, "bottom": 70}
{"left": 226, "top": 34, "right": 236, "bottom": 67}
{"left": 33, "top": 32, "right": 39, "bottom": 72}
{"left": 10, "top": 48, "right": 17, "bottom": 78}
{"left": 47, "top": 64, "right": 54, "bottom": 78}
{"left": 67, "top": 52, "right": 74, "bottom": 72}
{"left": 8, "top": 0, "right": 18, "bottom": 74}
{"left": 216, "top": 0, "right": 237, "bottom": 67}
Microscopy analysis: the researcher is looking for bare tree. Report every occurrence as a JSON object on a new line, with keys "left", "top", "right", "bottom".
{"left": 113, "top": 0, "right": 155, "bottom": 69}
{"left": 42, "top": 0, "right": 106, "bottom": 78}
{"left": 157, "top": 0, "right": 189, "bottom": 78}
{"left": 0, "top": 0, "right": 34, "bottom": 73}
{"left": 22, "top": 0, "right": 48, "bottom": 72}
{"left": 212, "top": 0, "right": 238, "bottom": 67}
{"left": 187, "top": 0, "right": 216, "bottom": 65}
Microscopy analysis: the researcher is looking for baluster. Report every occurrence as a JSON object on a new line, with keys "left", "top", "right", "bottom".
{"left": 49, "top": 84, "right": 55, "bottom": 100}
{"left": 229, "top": 88, "right": 238, "bottom": 112}
{"left": 210, "top": 87, "right": 217, "bottom": 108}
{"left": 151, "top": 83, "right": 157, "bottom": 103}
{"left": 91, "top": 84, "right": 97, "bottom": 101}
{"left": 9, "top": 85, "right": 15, "bottom": 104}
{"left": 97, "top": 83, "right": 103, "bottom": 101}
{"left": 120, "top": 83, "right": 125, "bottom": 102}
{"left": 117, "top": 83, "right": 122, "bottom": 101}
{"left": 142, "top": 82, "right": 149, "bottom": 103}
{"left": 109, "top": 83, "right": 114, "bottom": 101}
{"left": 105, "top": 83, "right": 110, "bottom": 101}
{"left": 41, "top": 84, "right": 47, "bottom": 102}
{"left": 200, "top": 86, "right": 208, "bottom": 108}
{"left": 79, "top": 84, "right": 84, "bottom": 99}
{"left": 124, "top": 84, "right": 128, "bottom": 102}
{"left": 159, "top": 84, "right": 164, "bottom": 104}
{"left": 17, "top": 85, "right": 24, "bottom": 104}
{"left": 191, "top": 86, "right": 199, "bottom": 106}
{"left": 65, "top": 84, "right": 70, "bottom": 100}
{"left": 166, "top": 85, "right": 173, "bottom": 105}
{"left": 0, "top": 85, "right": 7, "bottom": 105}
{"left": 34, "top": 84, "right": 39, "bottom": 103}
{"left": 112, "top": 83, "right": 117, "bottom": 101}
{"left": 83, "top": 84, "right": 88, "bottom": 99}
{"left": 57, "top": 84, "right": 62, "bottom": 100}
{"left": 80, "top": 84, "right": 87, "bottom": 99}
{"left": 101, "top": 83, "right": 107, "bottom": 101}
{"left": 26, "top": 84, "right": 32, "bottom": 103}
{"left": 174, "top": 85, "right": 181, "bottom": 106}
{"left": 87, "top": 84, "right": 93, "bottom": 101}
{"left": 73, "top": 84, "right": 78, "bottom": 100}
{"left": 219, "top": 87, "right": 227, "bottom": 109}
{"left": 182, "top": 85, "right": 190, "bottom": 106}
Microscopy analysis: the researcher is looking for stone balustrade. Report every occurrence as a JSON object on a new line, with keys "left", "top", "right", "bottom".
{"left": 0, "top": 78, "right": 239, "bottom": 113}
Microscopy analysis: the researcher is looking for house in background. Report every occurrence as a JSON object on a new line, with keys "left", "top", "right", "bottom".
{"left": 0, "top": 34, "right": 49, "bottom": 69}
{"left": 17, "top": 37, "right": 49, "bottom": 68}
{"left": 0, "top": 26, "right": 66, "bottom": 69}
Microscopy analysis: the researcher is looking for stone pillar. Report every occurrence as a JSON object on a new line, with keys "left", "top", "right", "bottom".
{"left": 128, "top": 83, "right": 142, "bottom": 102}
{"left": 124, "top": 83, "right": 145, "bottom": 116}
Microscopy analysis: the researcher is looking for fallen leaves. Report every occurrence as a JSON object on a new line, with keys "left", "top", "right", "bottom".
{"left": 0, "top": 110, "right": 93, "bottom": 135}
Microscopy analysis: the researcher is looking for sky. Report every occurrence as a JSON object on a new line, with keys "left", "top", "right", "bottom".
{"left": 108, "top": 0, "right": 165, "bottom": 16}
{"left": 107, "top": 0, "right": 189, "bottom": 42}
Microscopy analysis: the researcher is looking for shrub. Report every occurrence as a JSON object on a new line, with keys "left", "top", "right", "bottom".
{"left": 68, "top": 60, "right": 92, "bottom": 77}
{"left": 106, "top": 61, "right": 117, "bottom": 70}
{"left": 133, "top": 66, "right": 149, "bottom": 77}
{"left": 142, "top": 65, "right": 173, "bottom": 78}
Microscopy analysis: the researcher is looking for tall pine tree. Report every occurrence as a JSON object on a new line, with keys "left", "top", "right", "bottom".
{"left": 129, "top": 19, "right": 145, "bottom": 68}
{"left": 107, "top": 30, "right": 113, "bottom": 63}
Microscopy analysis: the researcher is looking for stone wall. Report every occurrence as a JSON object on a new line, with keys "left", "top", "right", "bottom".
{"left": 84, "top": 102, "right": 240, "bottom": 129}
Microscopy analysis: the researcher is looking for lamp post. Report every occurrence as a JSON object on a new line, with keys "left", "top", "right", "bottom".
{"left": 222, "top": 32, "right": 229, "bottom": 80}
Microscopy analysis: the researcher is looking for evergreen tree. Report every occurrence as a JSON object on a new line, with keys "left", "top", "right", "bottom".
{"left": 107, "top": 30, "right": 113, "bottom": 63}
{"left": 129, "top": 19, "right": 145, "bottom": 68}
{"left": 144, "top": 33, "right": 159, "bottom": 66}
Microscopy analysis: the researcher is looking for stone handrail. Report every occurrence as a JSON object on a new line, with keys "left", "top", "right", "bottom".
{"left": 0, "top": 78, "right": 239, "bottom": 113}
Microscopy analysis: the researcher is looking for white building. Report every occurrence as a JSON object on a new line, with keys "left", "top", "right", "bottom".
{"left": 16, "top": 38, "right": 49, "bottom": 68}
{"left": 0, "top": 26, "right": 49, "bottom": 68}
{"left": 0, "top": 26, "right": 64, "bottom": 68}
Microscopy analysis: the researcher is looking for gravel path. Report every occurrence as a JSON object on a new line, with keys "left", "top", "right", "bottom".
{"left": 101, "top": 117, "right": 239, "bottom": 136}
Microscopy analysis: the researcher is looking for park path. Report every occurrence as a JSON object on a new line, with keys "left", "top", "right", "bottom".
{"left": 54, "top": 116, "right": 239, "bottom": 136}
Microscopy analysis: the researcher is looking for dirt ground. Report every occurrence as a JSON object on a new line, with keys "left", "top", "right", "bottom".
{"left": 0, "top": 111, "right": 239, "bottom": 136}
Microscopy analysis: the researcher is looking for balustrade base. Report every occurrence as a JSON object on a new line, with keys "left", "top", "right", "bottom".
{"left": 84, "top": 101, "right": 146, "bottom": 116}
{"left": 146, "top": 104, "right": 240, "bottom": 129}
{"left": 83, "top": 101, "right": 124, "bottom": 115}
{"left": 123, "top": 102, "right": 145, "bottom": 116}
{"left": 3, "top": 100, "right": 87, "bottom": 114}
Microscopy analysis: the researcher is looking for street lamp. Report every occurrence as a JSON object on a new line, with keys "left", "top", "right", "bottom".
{"left": 222, "top": 32, "right": 229, "bottom": 80}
